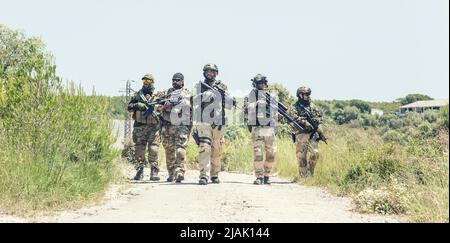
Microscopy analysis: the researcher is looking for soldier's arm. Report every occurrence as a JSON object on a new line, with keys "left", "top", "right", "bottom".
{"left": 127, "top": 96, "right": 141, "bottom": 112}
{"left": 218, "top": 82, "right": 237, "bottom": 109}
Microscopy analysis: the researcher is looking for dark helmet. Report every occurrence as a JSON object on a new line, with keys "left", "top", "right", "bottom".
{"left": 296, "top": 86, "right": 312, "bottom": 98}
{"left": 172, "top": 72, "right": 184, "bottom": 80}
{"left": 251, "top": 74, "right": 268, "bottom": 87}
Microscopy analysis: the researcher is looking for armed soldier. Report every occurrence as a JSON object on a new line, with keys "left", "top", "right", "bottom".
{"left": 192, "top": 63, "right": 235, "bottom": 185}
{"left": 127, "top": 74, "right": 162, "bottom": 181}
{"left": 158, "top": 73, "right": 192, "bottom": 183}
{"left": 243, "top": 74, "right": 277, "bottom": 185}
{"left": 292, "top": 86, "right": 326, "bottom": 177}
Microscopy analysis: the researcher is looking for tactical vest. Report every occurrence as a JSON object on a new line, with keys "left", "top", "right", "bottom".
{"left": 131, "top": 90, "right": 159, "bottom": 125}
{"left": 160, "top": 87, "right": 191, "bottom": 126}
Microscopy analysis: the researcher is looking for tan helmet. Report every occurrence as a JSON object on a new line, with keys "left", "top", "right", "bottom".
{"left": 142, "top": 73, "right": 154, "bottom": 81}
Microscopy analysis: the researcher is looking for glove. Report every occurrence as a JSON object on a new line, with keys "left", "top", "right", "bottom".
{"left": 296, "top": 118, "right": 314, "bottom": 130}
{"left": 136, "top": 102, "right": 148, "bottom": 111}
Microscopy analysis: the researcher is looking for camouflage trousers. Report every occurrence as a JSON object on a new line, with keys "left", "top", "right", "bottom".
{"left": 295, "top": 133, "right": 319, "bottom": 176}
{"left": 132, "top": 123, "right": 161, "bottom": 171}
{"left": 196, "top": 123, "right": 224, "bottom": 179}
{"left": 161, "top": 125, "right": 190, "bottom": 178}
{"left": 251, "top": 127, "right": 276, "bottom": 178}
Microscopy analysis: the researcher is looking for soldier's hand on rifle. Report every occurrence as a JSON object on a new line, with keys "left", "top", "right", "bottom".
{"left": 317, "top": 126, "right": 327, "bottom": 142}
{"left": 296, "top": 117, "right": 313, "bottom": 130}
{"left": 163, "top": 101, "right": 173, "bottom": 110}
{"left": 202, "top": 90, "right": 216, "bottom": 101}
{"left": 136, "top": 102, "right": 148, "bottom": 111}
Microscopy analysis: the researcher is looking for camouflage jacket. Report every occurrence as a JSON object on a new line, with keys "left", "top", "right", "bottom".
{"left": 159, "top": 87, "right": 192, "bottom": 126}
{"left": 292, "top": 100, "right": 323, "bottom": 134}
{"left": 127, "top": 89, "right": 164, "bottom": 125}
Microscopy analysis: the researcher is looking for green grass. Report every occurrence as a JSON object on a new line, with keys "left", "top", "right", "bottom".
{"left": 214, "top": 124, "right": 449, "bottom": 222}
{"left": 0, "top": 84, "right": 120, "bottom": 216}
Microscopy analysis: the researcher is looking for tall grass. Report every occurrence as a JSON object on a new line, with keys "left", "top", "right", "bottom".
{"left": 1, "top": 25, "right": 119, "bottom": 215}
{"left": 211, "top": 123, "right": 448, "bottom": 222}
{"left": 0, "top": 84, "right": 119, "bottom": 215}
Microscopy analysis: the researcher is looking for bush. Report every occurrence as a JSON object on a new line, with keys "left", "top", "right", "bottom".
{"left": 0, "top": 24, "right": 117, "bottom": 214}
{"left": 349, "top": 99, "right": 371, "bottom": 113}
{"left": 333, "top": 106, "right": 360, "bottom": 125}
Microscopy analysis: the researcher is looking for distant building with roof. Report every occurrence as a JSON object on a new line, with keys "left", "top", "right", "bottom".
{"left": 399, "top": 99, "right": 449, "bottom": 114}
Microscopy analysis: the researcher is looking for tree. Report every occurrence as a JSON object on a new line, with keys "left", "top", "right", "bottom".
{"left": 333, "top": 106, "right": 360, "bottom": 125}
{"left": 349, "top": 99, "right": 371, "bottom": 113}
{"left": 397, "top": 94, "right": 433, "bottom": 106}
{"left": 0, "top": 24, "right": 60, "bottom": 119}
{"left": 268, "top": 83, "right": 295, "bottom": 107}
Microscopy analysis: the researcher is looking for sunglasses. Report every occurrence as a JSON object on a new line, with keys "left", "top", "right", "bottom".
{"left": 143, "top": 79, "right": 154, "bottom": 84}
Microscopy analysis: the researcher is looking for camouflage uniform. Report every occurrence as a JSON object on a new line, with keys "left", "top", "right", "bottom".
{"left": 160, "top": 87, "right": 192, "bottom": 182}
{"left": 194, "top": 79, "right": 231, "bottom": 181}
{"left": 193, "top": 64, "right": 235, "bottom": 184}
{"left": 292, "top": 90, "right": 323, "bottom": 177}
{"left": 127, "top": 84, "right": 163, "bottom": 180}
{"left": 243, "top": 85, "right": 277, "bottom": 183}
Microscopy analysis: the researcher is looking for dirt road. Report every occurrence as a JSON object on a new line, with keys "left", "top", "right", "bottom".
{"left": 41, "top": 168, "right": 395, "bottom": 223}
{"left": 1, "top": 120, "right": 397, "bottom": 223}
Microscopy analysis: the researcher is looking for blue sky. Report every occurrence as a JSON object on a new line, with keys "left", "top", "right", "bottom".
{"left": 1, "top": 0, "right": 448, "bottom": 101}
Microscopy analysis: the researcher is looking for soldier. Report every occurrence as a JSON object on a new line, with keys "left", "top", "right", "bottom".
{"left": 127, "top": 73, "right": 162, "bottom": 181}
{"left": 192, "top": 63, "right": 235, "bottom": 185}
{"left": 243, "top": 74, "right": 277, "bottom": 185}
{"left": 158, "top": 73, "right": 192, "bottom": 183}
{"left": 292, "top": 86, "right": 325, "bottom": 177}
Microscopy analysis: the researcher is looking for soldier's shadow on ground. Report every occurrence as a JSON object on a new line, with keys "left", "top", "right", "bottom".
{"left": 127, "top": 180, "right": 169, "bottom": 184}
{"left": 127, "top": 179, "right": 294, "bottom": 185}
{"left": 159, "top": 182, "right": 202, "bottom": 186}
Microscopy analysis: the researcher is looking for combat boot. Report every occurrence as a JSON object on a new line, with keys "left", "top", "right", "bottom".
{"left": 133, "top": 167, "right": 144, "bottom": 181}
{"left": 263, "top": 176, "right": 271, "bottom": 185}
{"left": 210, "top": 176, "right": 220, "bottom": 184}
{"left": 253, "top": 177, "right": 263, "bottom": 185}
{"left": 309, "top": 165, "right": 315, "bottom": 177}
{"left": 150, "top": 167, "right": 160, "bottom": 181}
{"left": 175, "top": 172, "right": 184, "bottom": 183}
{"left": 299, "top": 167, "right": 308, "bottom": 177}
{"left": 199, "top": 177, "right": 208, "bottom": 185}
{"left": 167, "top": 175, "right": 174, "bottom": 182}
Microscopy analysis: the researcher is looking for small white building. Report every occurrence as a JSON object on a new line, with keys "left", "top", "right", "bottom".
{"left": 371, "top": 109, "right": 384, "bottom": 116}
{"left": 399, "top": 99, "right": 449, "bottom": 114}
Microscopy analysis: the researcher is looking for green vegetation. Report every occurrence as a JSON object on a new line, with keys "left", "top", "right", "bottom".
{"left": 398, "top": 93, "right": 433, "bottom": 106}
{"left": 1, "top": 24, "right": 448, "bottom": 222}
{"left": 107, "top": 96, "right": 129, "bottom": 120}
{"left": 200, "top": 85, "right": 449, "bottom": 222}
{"left": 0, "top": 25, "right": 118, "bottom": 215}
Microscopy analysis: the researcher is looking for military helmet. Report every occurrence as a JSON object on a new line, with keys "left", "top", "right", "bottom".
{"left": 142, "top": 73, "right": 154, "bottom": 81}
{"left": 203, "top": 63, "right": 219, "bottom": 72}
{"left": 251, "top": 74, "right": 268, "bottom": 83}
{"left": 172, "top": 72, "right": 184, "bottom": 80}
{"left": 297, "top": 86, "right": 311, "bottom": 97}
